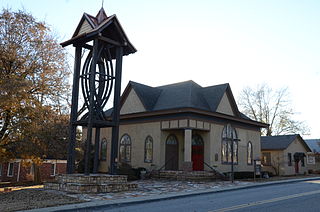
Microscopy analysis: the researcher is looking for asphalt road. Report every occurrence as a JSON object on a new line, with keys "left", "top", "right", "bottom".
{"left": 74, "top": 180, "right": 320, "bottom": 212}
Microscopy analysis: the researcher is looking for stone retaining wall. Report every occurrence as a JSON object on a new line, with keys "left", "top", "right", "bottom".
{"left": 44, "top": 174, "right": 137, "bottom": 193}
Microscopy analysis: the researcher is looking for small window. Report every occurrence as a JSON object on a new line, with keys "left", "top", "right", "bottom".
{"left": 0, "top": 164, "right": 2, "bottom": 176}
{"left": 100, "top": 138, "right": 107, "bottom": 161}
{"left": 144, "top": 136, "right": 153, "bottom": 163}
{"left": 119, "top": 134, "right": 131, "bottom": 163}
{"left": 7, "top": 162, "right": 14, "bottom": 177}
{"left": 262, "top": 152, "right": 271, "bottom": 166}
{"left": 215, "top": 153, "right": 219, "bottom": 162}
{"left": 50, "top": 163, "right": 56, "bottom": 176}
{"left": 247, "top": 142, "right": 253, "bottom": 165}
{"left": 288, "top": 153, "right": 292, "bottom": 166}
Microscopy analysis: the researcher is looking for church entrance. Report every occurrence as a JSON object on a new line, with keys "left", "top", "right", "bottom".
{"left": 165, "top": 135, "right": 179, "bottom": 170}
{"left": 192, "top": 134, "right": 204, "bottom": 171}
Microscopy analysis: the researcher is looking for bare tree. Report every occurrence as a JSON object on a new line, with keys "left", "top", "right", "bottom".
{"left": 238, "top": 84, "right": 309, "bottom": 136}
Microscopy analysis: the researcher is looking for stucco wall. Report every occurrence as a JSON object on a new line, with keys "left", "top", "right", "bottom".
{"left": 120, "top": 89, "right": 146, "bottom": 115}
{"left": 98, "top": 122, "right": 162, "bottom": 172}
{"left": 216, "top": 93, "right": 234, "bottom": 116}
{"left": 215, "top": 125, "right": 260, "bottom": 173}
{"left": 262, "top": 138, "right": 309, "bottom": 176}
{"left": 283, "top": 138, "right": 309, "bottom": 175}
{"left": 261, "top": 150, "right": 282, "bottom": 175}
{"left": 95, "top": 120, "right": 261, "bottom": 174}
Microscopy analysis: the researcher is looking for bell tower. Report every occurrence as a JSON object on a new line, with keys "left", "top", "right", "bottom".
{"left": 61, "top": 8, "right": 136, "bottom": 175}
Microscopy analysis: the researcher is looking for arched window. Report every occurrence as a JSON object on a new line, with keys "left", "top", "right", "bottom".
{"left": 100, "top": 138, "right": 107, "bottom": 161}
{"left": 192, "top": 134, "right": 204, "bottom": 146}
{"left": 221, "top": 124, "right": 238, "bottom": 164}
{"left": 119, "top": 134, "right": 131, "bottom": 163}
{"left": 144, "top": 136, "right": 153, "bottom": 163}
{"left": 166, "top": 135, "right": 178, "bottom": 145}
{"left": 247, "top": 141, "right": 253, "bottom": 165}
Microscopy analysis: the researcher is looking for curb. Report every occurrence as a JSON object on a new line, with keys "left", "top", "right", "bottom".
{"left": 22, "top": 177, "right": 320, "bottom": 212}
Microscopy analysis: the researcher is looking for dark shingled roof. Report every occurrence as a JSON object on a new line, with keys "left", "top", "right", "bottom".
{"left": 128, "top": 80, "right": 231, "bottom": 113}
{"left": 261, "top": 134, "right": 311, "bottom": 151}
{"left": 99, "top": 80, "right": 268, "bottom": 128}
{"left": 305, "top": 139, "right": 320, "bottom": 153}
{"left": 130, "top": 81, "right": 162, "bottom": 111}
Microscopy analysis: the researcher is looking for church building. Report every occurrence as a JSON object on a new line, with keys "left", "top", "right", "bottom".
{"left": 90, "top": 80, "right": 267, "bottom": 175}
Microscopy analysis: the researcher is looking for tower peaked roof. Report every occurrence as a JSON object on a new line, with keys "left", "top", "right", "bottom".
{"left": 61, "top": 8, "right": 136, "bottom": 57}
{"left": 71, "top": 7, "right": 110, "bottom": 38}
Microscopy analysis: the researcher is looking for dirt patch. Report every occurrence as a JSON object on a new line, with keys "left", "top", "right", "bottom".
{"left": 0, "top": 189, "right": 84, "bottom": 212}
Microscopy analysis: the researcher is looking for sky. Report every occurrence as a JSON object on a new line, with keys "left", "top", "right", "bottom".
{"left": 1, "top": 0, "right": 320, "bottom": 138}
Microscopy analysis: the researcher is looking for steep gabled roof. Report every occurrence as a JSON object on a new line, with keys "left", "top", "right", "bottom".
{"left": 121, "top": 80, "right": 239, "bottom": 115}
{"left": 72, "top": 8, "right": 108, "bottom": 38}
{"left": 261, "top": 134, "right": 311, "bottom": 151}
{"left": 61, "top": 8, "right": 136, "bottom": 58}
{"left": 305, "top": 139, "right": 320, "bottom": 153}
{"left": 129, "top": 81, "right": 162, "bottom": 111}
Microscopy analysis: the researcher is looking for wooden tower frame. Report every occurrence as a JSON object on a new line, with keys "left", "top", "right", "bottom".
{"left": 61, "top": 8, "right": 136, "bottom": 175}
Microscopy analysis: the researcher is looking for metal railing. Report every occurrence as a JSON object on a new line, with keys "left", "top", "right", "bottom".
{"left": 203, "top": 161, "right": 226, "bottom": 179}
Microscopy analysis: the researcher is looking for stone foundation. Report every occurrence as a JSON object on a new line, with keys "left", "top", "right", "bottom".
{"left": 44, "top": 174, "right": 137, "bottom": 193}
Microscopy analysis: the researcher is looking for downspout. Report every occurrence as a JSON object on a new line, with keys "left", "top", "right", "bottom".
{"left": 17, "top": 161, "right": 21, "bottom": 182}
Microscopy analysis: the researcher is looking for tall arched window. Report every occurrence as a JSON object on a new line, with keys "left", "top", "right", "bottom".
{"left": 119, "top": 134, "right": 131, "bottom": 163}
{"left": 221, "top": 124, "right": 238, "bottom": 164}
{"left": 144, "top": 136, "right": 153, "bottom": 163}
{"left": 247, "top": 141, "right": 253, "bottom": 165}
{"left": 100, "top": 138, "right": 107, "bottom": 161}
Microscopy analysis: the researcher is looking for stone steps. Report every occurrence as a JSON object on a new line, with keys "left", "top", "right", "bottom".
{"left": 153, "top": 170, "right": 225, "bottom": 181}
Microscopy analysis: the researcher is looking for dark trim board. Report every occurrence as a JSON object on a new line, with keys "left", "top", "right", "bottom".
{"left": 116, "top": 113, "right": 261, "bottom": 132}
{"left": 119, "top": 107, "right": 267, "bottom": 128}
{"left": 117, "top": 109, "right": 265, "bottom": 131}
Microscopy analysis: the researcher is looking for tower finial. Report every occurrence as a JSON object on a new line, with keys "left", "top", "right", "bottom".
{"left": 102, "top": 0, "right": 104, "bottom": 8}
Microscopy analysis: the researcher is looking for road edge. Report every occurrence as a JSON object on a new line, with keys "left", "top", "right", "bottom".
{"left": 21, "top": 176, "right": 320, "bottom": 212}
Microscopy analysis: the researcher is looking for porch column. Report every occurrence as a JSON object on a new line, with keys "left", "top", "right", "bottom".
{"left": 183, "top": 128, "right": 193, "bottom": 171}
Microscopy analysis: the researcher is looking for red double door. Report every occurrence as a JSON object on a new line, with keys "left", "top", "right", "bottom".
{"left": 192, "top": 143, "right": 204, "bottom": 171}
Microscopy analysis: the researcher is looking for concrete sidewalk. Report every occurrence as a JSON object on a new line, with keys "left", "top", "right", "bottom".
{"left": 23, "top": 177, "right": 320, "bottom": 212}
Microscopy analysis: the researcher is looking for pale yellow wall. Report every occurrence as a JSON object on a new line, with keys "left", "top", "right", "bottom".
{"left": 119, "top": 122, "right": 161, "bottom": 170}
{"left": 210, "top": 123, "right": 224, "bottom": 168}
{"left": 261, "top": 150, "right": 282, "bottom": 175}
{"left": 120, "top": 89, "right": 146, "bottom": 115}
{"left": 78, "top": 20, "right": 92, "bottom": 35}
{"left": 262, "top": 138, "right": 310, "bottom": 176}
{"left": 92, "top": 120, "right": 261, "bottom": 174}
{"left": 283, "top": 138, "right": 309, "bottom": 175}
{"left": 215, "top": 126, "right": 261, "bottom": 173}
{"left": 216, "top": 93, "right": 234, "bottom": 116}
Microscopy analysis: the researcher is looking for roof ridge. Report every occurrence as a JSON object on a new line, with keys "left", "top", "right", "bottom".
{"left": 203, "top": 83, "right": 229, "bottom": 89}
{"left": 262, "top": 134, "right": 299, "bottom": 138}
{"left": 156, "top": 80, "right": 199, "bottom": 88}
